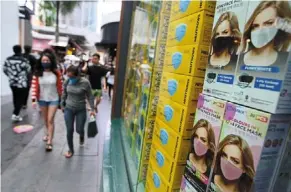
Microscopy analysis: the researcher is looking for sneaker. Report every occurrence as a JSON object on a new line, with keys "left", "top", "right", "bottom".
{"left": 11, "top": 114, "right": 23, "bottom": 122}
{"left": 79, "top": 136, "right": 85, "bottom": 146}
{"left": 22, "top": 106, "right": 27, "bottom": 109}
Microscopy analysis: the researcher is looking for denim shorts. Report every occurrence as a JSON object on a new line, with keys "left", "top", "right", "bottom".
{"left": 38, "top": 100, "right": 59, "bottom": 107}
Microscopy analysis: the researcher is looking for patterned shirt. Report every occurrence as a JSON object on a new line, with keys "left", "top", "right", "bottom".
{"left": 3, "top": 55, "right": 31, "bottom": 88}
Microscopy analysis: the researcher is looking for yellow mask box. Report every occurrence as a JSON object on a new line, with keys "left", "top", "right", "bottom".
{"left": 143, "top": 117, "right": 156, "bottom": 142}
{"left": 163, "top": 44, "right": 209, "bottom": 77}
{"left": 146, "top": 162, "right": 175, "bottom": 192}
{"left": 147, "top": 93, "right": 160, "bottom": 119}
{"left": 167, "top": 11, "right": 214, "bottom": 47}
{"left": 150, "top": 70, "right": 163, "bottom": 94}
{"left": 159, "top": 72, "right": 204, "bottom": 107}
{"left": 149, "top": 142, "right": 186, "bottom": 189}
{"left": 157, "top": 96, "right": 196, "bottom": 138}
{"left": 153, "top": 118, "right": 191, "bottom": 163}
{"left": 170, "top": 1, "right": 216, "bottom": 22}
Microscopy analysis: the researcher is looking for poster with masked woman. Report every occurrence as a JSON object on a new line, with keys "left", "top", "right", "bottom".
{"left": 234, "top": 1, "right": 291, "bottom": 111}
{"left": 203, "top": 0, "right": 249, "bottom": 101}
{"left": 180, "top": 94, "right": 226, "bottom": 192}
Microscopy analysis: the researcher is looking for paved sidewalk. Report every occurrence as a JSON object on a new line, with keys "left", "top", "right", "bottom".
{"left": 1, "top": 99, "right": 111, "bottom": 192}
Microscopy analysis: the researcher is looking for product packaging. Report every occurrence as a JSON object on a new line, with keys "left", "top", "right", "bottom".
{"left": 209, "top": 102, "right": 291, "bottom": 192}
{"left": 150, "top": 70, "right": 163, "bottom": 94}
{"left": 171, "top": 0, "right": 216, "bottom": 22}
{"left": 153, "top": 118, "right": 191, "bottom": 163}
{"left": 144, "top": 117, "right": 156, "bottom": 142}
{"left": 181, "top": 94, "right": 226, "bottom": 192}
{"left": 156, "top": 96, "right": 196, "bottom": 138}
{"left": 232, "top": 1, "right": 291, "bottom": 114}
{"left": 150, "top": 142, "right": 186, "bottom": 189}
{"left": 146, "top": 162, "right": 179, "bottom": 192}
{"left": 163, "top": 44, "right": 209, "bottom": 77}
{"left": 159, "top": 72, "right": 203, "bottom": 107}
{"left": 167, "top": 11, "right": 214, "bottom": 47}
{"left": 203, "top": 0, "right": 249, "bottom": 101}
{"left": 269, "top": 129, "right": 291, "bottom": 192}
{"left": 147, "top": 93, "right": 160, "bottom": 119}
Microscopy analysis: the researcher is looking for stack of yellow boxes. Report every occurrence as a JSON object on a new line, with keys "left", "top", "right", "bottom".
{"left": 136, "top": 1, "right": 172, "bottom": 183}
{"left": 146, "top": 1, "right": 216, "bottom": 191}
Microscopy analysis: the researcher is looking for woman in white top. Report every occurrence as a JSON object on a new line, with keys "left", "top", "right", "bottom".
{"left": 106, "top": 68, "right": 115, "bottom": 100}
{"left": 31, "top": 49, "right": 63, "bottom": 151}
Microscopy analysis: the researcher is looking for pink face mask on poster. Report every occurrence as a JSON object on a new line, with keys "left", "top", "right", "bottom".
{"left": 220, "top": 157, "right": 243, "bottom": 180}
{"left": 194, "top": 139, "right": 208, "bottom": 156}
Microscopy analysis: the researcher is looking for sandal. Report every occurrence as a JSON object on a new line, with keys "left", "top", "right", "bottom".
{"left": 43, "top": 135, "right": 48, "bottom": 142}
{"left": 46, "top": 143, "right": 53, "bottom": 152}
{"left": 65, "top": 151, "right": 74, "bottom": 158}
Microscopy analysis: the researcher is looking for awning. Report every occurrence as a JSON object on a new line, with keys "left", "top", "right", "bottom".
{"left": 48, "top": 37, "right": 69, "bottom": 47}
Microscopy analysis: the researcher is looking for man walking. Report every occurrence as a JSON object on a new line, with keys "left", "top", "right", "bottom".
{"left": 3, "top": 45, "right": 31, "bottom": 121}
{"left": 82, "top": 53, "right": 108, "bottom": 112}
{"left": 22, "top": 45, "right": 37, "bottom": 109}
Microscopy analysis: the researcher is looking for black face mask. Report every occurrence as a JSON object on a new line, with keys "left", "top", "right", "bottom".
{"left": 212, "top": 36, "right": 234, "bottom": 54}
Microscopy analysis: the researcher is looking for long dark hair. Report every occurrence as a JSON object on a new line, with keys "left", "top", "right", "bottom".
{"left": 35, "top": 49, "right": 58, "bottom": 77}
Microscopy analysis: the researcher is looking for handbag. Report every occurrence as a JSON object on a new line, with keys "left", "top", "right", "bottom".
{"left": 87, "top": 115, "right": 98, "bottom": 138}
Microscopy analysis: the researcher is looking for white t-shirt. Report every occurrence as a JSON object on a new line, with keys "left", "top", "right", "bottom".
{"left": 106, "top": 71, "right": 114, "bottom": 85}
{"left": 39, "top": 71, "right": 59, "bottom": 101}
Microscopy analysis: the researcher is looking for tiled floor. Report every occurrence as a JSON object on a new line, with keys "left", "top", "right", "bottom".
{"left": 1, "top": 99, "right": 111, "bottom": 192}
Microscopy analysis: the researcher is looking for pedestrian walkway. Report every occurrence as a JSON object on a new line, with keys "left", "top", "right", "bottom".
{"left": 1, "top": 99, "right": 111, "bottom": 192}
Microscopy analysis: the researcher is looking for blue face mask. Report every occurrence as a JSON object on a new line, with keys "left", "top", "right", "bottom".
{"left": 41, "top": 62, "right": 51, "bottom": 69}
{"left": 168, "top": 79, "right": 178, "bottom": 96}
{"left": 164, "top": 105, "right": 173, "bottom": 121}
{"left": 69, "top": 77, "right": 78, "bottom": 85}
{"left": 160, "top": 129, "right": 169, "bottom": 145}
{"left": 156, "top": 151, "right": 165, "bottom": 167}
{"left": 180, "top": 0, "right": 190, "bottom": 12}
{"left": 153, "top": 173, "right": 161, "bottom": 188}
{"left": 172, "top": 52, "right": 182, "bottom": 69}
{"left": 175, "top": 24, "right": 187, "bottom": 41}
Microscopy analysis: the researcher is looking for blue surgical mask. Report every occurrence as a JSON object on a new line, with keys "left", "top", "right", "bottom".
{"left": 160, "top": 129, "right": 169, "bottom": 145}
{"left": 168, "top": 79, "right": 178, "bottom": 96}
{"left": 164, "top": 105, "right": 173, "bottom": 121}
{"left": 172, "top": 52, "right": 182, "bottom": 69}
{"left": 180, "top": 0, "right": 190, "bottom": 12}
{"left": 156, "top": 151, "right": 165, "bottom": 167}
{"left": 41, "top": 62, "right": 51, "bottom": 69}
{"left": 69, "top": 77, "right": 78, "bottom": 85}
{"left": 175, "top": 24, "right": 187, "bottom": 41}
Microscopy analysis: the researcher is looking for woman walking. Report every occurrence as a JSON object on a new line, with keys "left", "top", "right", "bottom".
{"left": 31, "top": 49, "right": 63, "bottom": 151}
{"left": 106, "top": 67, "right": 115, "bottom": 100}
{"left": 61, "top": 65, "right": 95, "bottom": 158}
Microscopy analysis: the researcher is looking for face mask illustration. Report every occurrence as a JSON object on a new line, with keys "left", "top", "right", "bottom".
{"left": 168, "top": 79, "right": 178, "bottom": 96}
{"left": 156, "top": 151, "right": 165, "bottom": 167}
{"left": 172, "top": 52, "right": 182, "bottom": 69}
{"left": 212, "top": 36, "right": 234, "bottom": 53}
{"left": 194, "top": 139, "right": 208, "bottom": 156}
{"left": 175, "top": 24, "right": 187, "bottom": 42}
{"left": 164, "top": 105, "right": 174, "bottom": 121}
{"left": 251, "top": 27, "right": 278, "bottom": 48}
{"left": 160, "top": 129, "right": 169, "bottom": 145}
{"left": 220, "top": 157, "right": 243, "bottom": 181}
{"left": 153, "top": 173, "right": 161, "bottom": 188}
{"left": 179, "top": 0, "right": 190, "bottom": 12}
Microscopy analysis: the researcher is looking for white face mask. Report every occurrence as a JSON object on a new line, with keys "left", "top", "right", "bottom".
{"left": 251, "top": 27, "right": 278, "bottom": 48}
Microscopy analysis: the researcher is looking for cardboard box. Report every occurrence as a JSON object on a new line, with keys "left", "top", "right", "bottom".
{"left": 150, "top": 70, "right": 163, "bottom": 94}
{"left": 146, "top": 162, "right": 180, "bottom": 192}
{"left": 147, "top": 93, "right": 160, "bottom": 119}
{"left": 232, "top": 1, "right": 291, "bottom": 114}
{"left": 159, "top": 72, "right": 203, "bottom": 107}
{"left": 170, "top": 1, "right": 216, "bottom": 21}
{"left": 144, "top": 117, "right": 156, "bottom": 142}
{"left": 181, "top": 94, "right": 226, "bottom": 192}
{"left": 203, "top": 0, "right": 291, "bottom": 114}
{"left": 156, "top": 96, "right": 196, "bottom": 138}
{"left": 209, "top": 102, "right": 291, "bottom": 192}
{"left": 153, "top": 118, "right": 191, "bottom": 163}
{"left": 167, "top": 11, "right": 214, "bottom": 47}
{"left": 149, "top": 142, "right": 186, "bottom": 189}
{"left": 163, "top": 45, "right": 209, "bottom": 77}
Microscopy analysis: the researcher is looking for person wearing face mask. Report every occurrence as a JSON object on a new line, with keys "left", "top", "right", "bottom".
{"left": 31, "top": 49, "right": 63, "bottom": 151}
{"left": 212, "top": 134, "right": 255, "bottom": 192}
{"left": 184, "top": 119, "right": 216, "bottom": 191}
{"left": 61, "top": 65, "right": 95, "bottom": 158}
{"left": 241, "top": 1, "right": 291, "bottom": 68}
{"left": 209, "top": 12, "right": 242, "bottom": 70}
